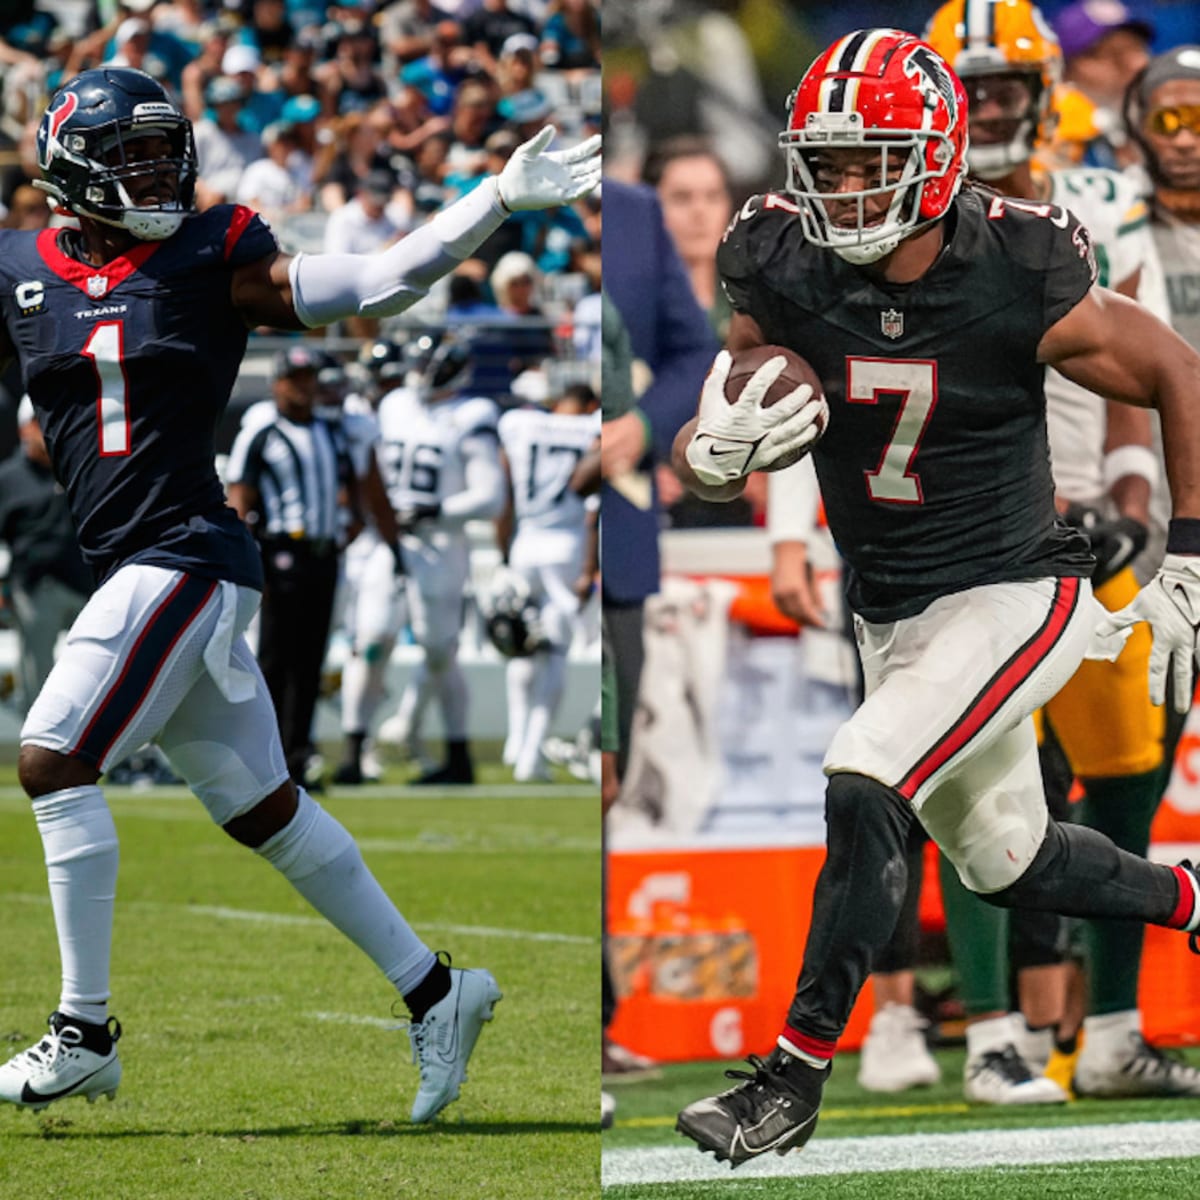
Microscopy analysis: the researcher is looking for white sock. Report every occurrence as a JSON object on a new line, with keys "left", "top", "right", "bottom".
{"left": 393, "top": 662, "right": 434, "bottom": 748}
{"left": 776, "top": 1035, "right": 830, "bottom": 1070}
{"left": 1080, "top": 1008, "right": 1140, "bottom": 1058}
{"left": 515, "top": 650, "right": 567, "bottom": 778}
{"left": 504, "top": 657, "right": 534, "bottom": 765}
{"left": 965, "top": 1013, "right": 1020, "bottom": 1059}
{"left": 256, "top": 789, "right": 434, "bottom": 994}
{"left": 341, "top": 654, "right": 371, "bottom": 734}
{"left": 33, "top": 785, "right": 118, "bottom": 1025}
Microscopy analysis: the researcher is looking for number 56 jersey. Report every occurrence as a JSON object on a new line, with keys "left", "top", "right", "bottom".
{"left": 0, "top": 205, "right": 277, "bottom": 588}
{"left": 718, "top": 186, "right": 1096, "bottom": 622}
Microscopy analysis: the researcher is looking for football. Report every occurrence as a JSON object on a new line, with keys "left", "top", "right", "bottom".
{"left": 725, "top": 344, "right": 825, "bottom": 412}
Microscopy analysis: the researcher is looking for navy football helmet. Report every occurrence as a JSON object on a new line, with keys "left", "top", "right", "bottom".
{"left": 35, "top": 68, "right": 197, "bottom": 241}
{"left": 484, "top": 568, "right": 547, "bottom": 658}
{"left": 406, "top": 330, "right": 474, "bottom": 399}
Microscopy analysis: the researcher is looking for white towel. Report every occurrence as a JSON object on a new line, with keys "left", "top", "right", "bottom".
{"left": 202, "top": 580, "right": 257, "bottom": 703}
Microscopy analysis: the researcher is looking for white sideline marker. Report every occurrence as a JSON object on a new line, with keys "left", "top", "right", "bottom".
{"left": 602, "top": 1120, "right": 1200, "bottom": 1186}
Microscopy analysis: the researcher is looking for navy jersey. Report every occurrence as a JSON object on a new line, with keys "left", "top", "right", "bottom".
{"left": 718, "top": 185, "right": 1096, "bottom": 622}
{"left": 0, "top": 205, "right": 278, "bottom": 588}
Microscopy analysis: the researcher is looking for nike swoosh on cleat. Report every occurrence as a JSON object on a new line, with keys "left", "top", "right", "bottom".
{"left": 20, "top": 1061, "right": 113, "bottom": 1106}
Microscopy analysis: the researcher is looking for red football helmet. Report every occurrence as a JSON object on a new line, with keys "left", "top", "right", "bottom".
{"left": 780, "top": 29, "right": 969, "bottom": 264}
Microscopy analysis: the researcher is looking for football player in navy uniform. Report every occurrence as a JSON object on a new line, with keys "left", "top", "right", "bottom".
{"left": 0, "top": 67, "right": 598, "bottom": 1121}
{"left": 669, "top": 30, "right": 1200, "bottom": 1166}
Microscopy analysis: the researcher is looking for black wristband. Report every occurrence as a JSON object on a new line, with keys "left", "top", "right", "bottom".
{"left": 1167, "top": 518, "right": 1200, "bottom": 555}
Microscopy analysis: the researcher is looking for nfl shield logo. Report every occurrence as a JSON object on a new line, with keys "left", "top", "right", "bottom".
{"left": 881, "top": 308, "right": 904, "bottom": 339}
{"left": 86, "top": 275, "right": 108, "bottom": 299}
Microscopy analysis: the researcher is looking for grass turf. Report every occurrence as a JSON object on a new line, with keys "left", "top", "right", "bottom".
{"left": 603, "top": 1051, "right": 1200, "bottom": 1198}
{"left": 0, "top": 762, "right": 599, "bottom": 1199}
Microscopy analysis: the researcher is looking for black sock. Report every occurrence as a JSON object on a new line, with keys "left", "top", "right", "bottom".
{"left": 985, "top": 820, "right": 1179, "bottom": 924}
{"left": 404, "top": 958, "right": 452, "bottom": 1022}
{"left": 341, "top": 731, "right": 366, "bottom": 767}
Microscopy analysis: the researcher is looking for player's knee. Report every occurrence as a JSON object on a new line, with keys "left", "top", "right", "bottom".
{"left": 824, "top": 772, "right": 913, "bottom": 906}
{"left": 942, "top": 819, "right": 1045, "bottom": 896}
{"left": 18, "top": 744, "right": 100, "bottom": 799}
{"left": 423, "top": 640, "right": 457, "bottom": 675}
{"left": 221, "top": 778, "right": 299, "bottom": 848}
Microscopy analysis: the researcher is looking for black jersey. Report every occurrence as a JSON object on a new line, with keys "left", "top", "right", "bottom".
{"left": 718, "top": 185, "right": 1096, "bottom": 622}
{"left": 0, "top": 205, "right": 278, "bottom": 588}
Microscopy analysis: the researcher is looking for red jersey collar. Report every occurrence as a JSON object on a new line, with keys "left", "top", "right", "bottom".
{"left": 36, "top": 227, "right": 160, "bottom": 300}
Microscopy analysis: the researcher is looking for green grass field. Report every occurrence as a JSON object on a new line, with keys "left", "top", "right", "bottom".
{"left": 0, "top": 763, "right": 600, "bottom": 1200}
{"left": 603, "top": 1050, "right": 1200, "bottom": 1198}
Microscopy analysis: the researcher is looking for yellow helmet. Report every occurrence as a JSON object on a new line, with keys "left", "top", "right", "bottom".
{"left": 924, "top": 0, "right": 1062, "bottom": 178}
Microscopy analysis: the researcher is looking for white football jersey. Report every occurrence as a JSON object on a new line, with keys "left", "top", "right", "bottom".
{"left": 375, "top": 387, "right": 499, "bottom": 550}
{"left": 1044, "top": 168, "right": 1158, "bottom": 505}
{"left": 499, "top": 406, "right": 600, "bottom": 566}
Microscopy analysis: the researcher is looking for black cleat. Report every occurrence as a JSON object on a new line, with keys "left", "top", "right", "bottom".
{"left": 676, "top": 1048, "right": 829, "bottom": 1167}
{"left": 332, "top": 761, "right": 365, "bottom": 786}
{"left": 413, "top": 761, "right": 475, "bottom": 786}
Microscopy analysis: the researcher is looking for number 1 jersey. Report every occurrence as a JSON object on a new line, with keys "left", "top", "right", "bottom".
{"left": 0, "top": 205, "right": 278, "bottom": 587}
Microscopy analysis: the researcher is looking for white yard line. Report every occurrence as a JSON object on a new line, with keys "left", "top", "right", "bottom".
{"left": 602, "top": 1121, "right": 1200, "bottom": 1186}
{"left": 7, "top": 893, "right": 594, "bottom": 944}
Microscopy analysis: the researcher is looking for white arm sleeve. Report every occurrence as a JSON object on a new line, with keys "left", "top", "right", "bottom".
{"left": 767, "top": 455, "right": 820, "bottom": 544}
{"left": 288, "top": 178, "right": 508, "bottom": 328}
{"left": 440, "top": 435, "right": 507, "bottom": 526}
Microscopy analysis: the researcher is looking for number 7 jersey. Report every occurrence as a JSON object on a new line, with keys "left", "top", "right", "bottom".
{"left": 0, "top": 205, "right": 278, "bottom": 587}
{"left": 718, "top": 186, "right": 1095, "bottom": 622}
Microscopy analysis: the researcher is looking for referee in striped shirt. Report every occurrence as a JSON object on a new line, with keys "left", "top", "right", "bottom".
{"left": 227, "top": 344, "right": 399, "bottom": 788}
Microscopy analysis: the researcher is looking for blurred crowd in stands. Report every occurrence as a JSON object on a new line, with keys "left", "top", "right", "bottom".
{"left": 0, "top": 0, "right": 601, "bottom": 436}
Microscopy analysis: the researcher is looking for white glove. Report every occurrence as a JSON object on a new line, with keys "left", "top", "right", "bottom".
{"left": 1094, "top": 553, "right": 1200, "bottom": 710}
{"left": 685, "top": 350, "right": 829, "bottom": 487}
{"left": 496, "top": 127, "right": 601, "bottom": 212}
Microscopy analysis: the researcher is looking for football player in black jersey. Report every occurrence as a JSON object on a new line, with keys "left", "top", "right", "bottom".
{"left": 670, "top": 29, "right": 1200, "bottom": 1167}
{"left": 0, "top": 67, "right": 598, "bottom": 1121}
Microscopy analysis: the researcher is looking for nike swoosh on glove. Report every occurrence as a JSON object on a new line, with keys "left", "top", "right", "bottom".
{"left": 685, "top": 351, "right": 829, "bottom": 487}
{"left": 1094, "top": 553, "right": 1200, "bottom": 710}
{"left": 496, "top": 127, "right": 601, "bottom": 211}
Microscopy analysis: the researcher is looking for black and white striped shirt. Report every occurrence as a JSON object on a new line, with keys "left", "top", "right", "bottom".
{"left": 226, "top": 402, "right": 349, "bottom": 542}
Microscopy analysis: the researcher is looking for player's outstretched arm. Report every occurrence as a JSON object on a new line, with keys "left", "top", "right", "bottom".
{"left": 232, "top": 128, "right": 600, "bottom": 330}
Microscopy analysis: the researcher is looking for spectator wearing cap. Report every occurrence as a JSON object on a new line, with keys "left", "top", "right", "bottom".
{"left": 540, "top": 0, "right": 600, "bottom": 72}
{"left": 102, "top": 6, "right": 194, "bottom": 90}
{"left": 193, "top": 75, "right": 263, "bottom": 208}
{"left": 226, "top": 346, "right": 358, "bottom": 789}
{"left": 490, "top": 249, "right": 557, "bottom": 382}
{"left": 496, "top": 33, "right": 541, "bottom": 100}
{"left": 1053, "top": 0, "right": 1154, "bottom": 169}
{"left": 236, "top": 121, "right": 310, "bottom": 220}
{"left": 0, "top": 396, "right": 92, "bottom": 714}
{"left": 315, "top": 23, "right": 388, "bottom": 116}
{"left": 222, "top": 41, "right": 287, "bottom": 133}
